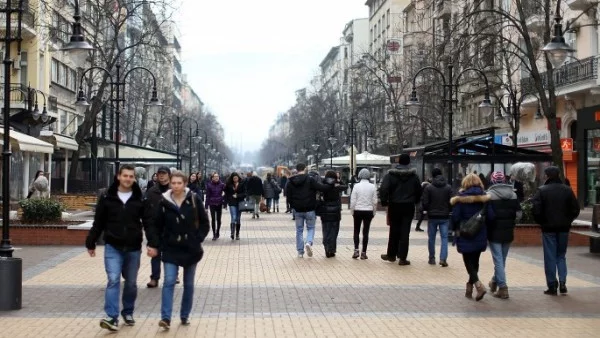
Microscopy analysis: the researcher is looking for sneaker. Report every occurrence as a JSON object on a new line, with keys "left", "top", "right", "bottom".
{"left": 398, "top": 259, "right": 411, "bottom": 266}
{"left": 380, "top": 254, "right": 396, "bottom": 262}
{"left": 147, "top": 279, "right": 158, "bottom": 288}
{"left": 100, "top": 318, "right": 119, "bottom": 332}
{"left": 297, "top": 253, "right": 304, "bottom": 258}
{"left": 439, "top": 260, "right": 448, "bottom": 267}
{"left": 305, "top": 243, "right": 313, "bottom": 257}
{"left": 159, "top": 319, "right": 171, "bottom": 330}
{"left": 415, "top": 228, "right": 424, "bottom": 232}
{"left": 360, "top": 252, "right": 368, "bottom": 260}
{"left": 428, "top": 257, "right": 436, "bottom": 265}
{"left": 352, "top": 250, "right": 360, "bottom": 259}
{"left": 121, "top": 313, "right": 135, "bottom": 326}
{"left": 181, "top": 318, "right": 191, "bottom": 326}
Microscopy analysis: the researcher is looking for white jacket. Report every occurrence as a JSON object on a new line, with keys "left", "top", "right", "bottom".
{"left": 350, "top": 179, "right": 378, "bottom": 211}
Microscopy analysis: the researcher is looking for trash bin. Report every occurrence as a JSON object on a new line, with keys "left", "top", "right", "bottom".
{"left": 0, "top": 257, "right": 22, "bottom": 310}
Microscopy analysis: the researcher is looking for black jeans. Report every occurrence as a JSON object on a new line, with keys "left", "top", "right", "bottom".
{"left": 209, "top": 205, "right": 222, "bottom": 235}
{"left": 387, "top": 203, "right": 415, "bottom": 260}
{"left": 322, "top": 220, "right": 340, "bottom": 254}
{"left": 462, "top": 251, "right": 482, "bottom": 284}
{"left": 353, "top": 210, "right": 374, "bottom": 251}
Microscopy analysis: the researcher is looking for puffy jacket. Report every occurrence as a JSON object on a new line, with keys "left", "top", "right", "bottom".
{"left": 285, "top": 173, "right": 330, "bottom": 212}
{"left": 86, "top": 180, "right": 153, "bottom": 252}
{"left": 318, "top": 177, "right": 347, "bottom": 222}
{"left": 205, "top": 180, "right": 225, "bottom": 208}
{"left": 224, "top": 182, "right": 246, "bottom": 206}
{"left": 450, "top": 187, "right": 490, "bottom": 254}
{"left": 422, "top": 175, "right": 453, "bottom": 219}
{"left": 146, "top": 182, "right": 169, "bottom": 208}
{"left": 151, "top": 189, "right": 210, "bottom": 267}
{"left": 263, "top": 178, "right": 280, "bottom": 199}
{"left": 486, "top": 184, "right": 521, "bottom": 243}
{"left": 245, "top": 176, "right": 264, "bottom": 196}
{"left": 378, "top": 165, "right": 422, "bottom": 206}
{"left": 531, "top": 178, "right": 580, "bottom": 232}
{"left": 350, "top": 179, "right": 378, "bottom": 211}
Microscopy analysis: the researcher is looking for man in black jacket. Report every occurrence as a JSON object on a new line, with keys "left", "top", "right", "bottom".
{"left": 422, "top": 168, "right": 453, "bottom": 267}
{"left": 286, "top": 163, "right": 329, "bottom": 258}
{"left": 145, "top": 166, "right": 172, "bottom": 288}
{"left": 86, "top": 164, "right": 154, "bottom": 332}
{"left": 531, "top": 166, "right": 580, "bottom": 295}
{"left": 245, "top": 171, "right": 264, "bottom": 219}
{"left": 378, "top": 154, "right": 422, "bottom": 265}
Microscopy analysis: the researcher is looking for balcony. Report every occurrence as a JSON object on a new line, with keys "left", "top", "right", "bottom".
{"left": 566, "top": 0, "right": 596, "bottom": 11}
{"left": 523, "top": 2, "right": 545, "bottom": 33}
{"left": 520, "top": 55, "right": 599, "bottom": 95}
{"left": 0, "top": 1, "right": 37, "bottom": 39}
{"left": 435, "top": 0, "right": 451, "bottom": 19}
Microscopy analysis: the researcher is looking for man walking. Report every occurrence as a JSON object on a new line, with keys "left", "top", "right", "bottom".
{"left": 245, "top": 171, "right": 264, "bottom": 219}
{"left": 286, "top": 163, "right": 329, "bottom": 257}
{"left": 531, "top": 166, "right": 580, "bottom": 295}
{"left": 379, "top": 154, "right": 422, "bottom": 265}
{"left": 422, "top": 168, "right": 453, "bottom": 267}
{"left": 86, "top": 164, "right": 153, "bottom": 331}
{"left": 145, "top": 166, "right": 172, "bottom": 288}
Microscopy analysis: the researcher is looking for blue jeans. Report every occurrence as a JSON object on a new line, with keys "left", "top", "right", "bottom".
{"left": 229, "top": 205, "right": 241, "bottom": 224}
{"left": 427, "top": 219, "right": 449, "bottom": 261}
{"left": 542, "top": 232, "right": 569, "bottom": 287}
{"left": 266, "top": 198, "right": 273, "bottom": 210}
{"left": 150, "top": 256, "right": 161, "bottom": 280}
{"left": 295, "top": 211, "right": 316, "bottom": 254}
{"left": 161, "top": 262, "right": 197, "bottom": 321}
{"left": 489, "top": 241, "right": 511, "bottom": 288}
{"left": 104, "top": 244, "right": 141, "bottom": 320}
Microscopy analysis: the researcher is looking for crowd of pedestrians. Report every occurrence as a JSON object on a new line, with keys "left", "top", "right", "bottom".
{"left": 86, "top": 158, "right": 581, "bottom": 331}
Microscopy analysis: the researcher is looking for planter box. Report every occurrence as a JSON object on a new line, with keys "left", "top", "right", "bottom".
{"left": 513, "top": 224, "right": 590, "bottom": 246}
{"left": 10, "top": 222, "right": 90, "bottom": 245}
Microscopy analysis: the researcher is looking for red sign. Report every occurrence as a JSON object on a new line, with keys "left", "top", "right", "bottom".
{"left": 595, "top": 112, "right": 600, "bottom": 121}
{"left": 387, "top": 40, "right": 400, "bottom": 52}
{"left": 594, "top": 138, "right": 600, "bottom": 152}
{"left": 547, "top": 117, "right": 562, "bottom": 131}
{"left": 560, "top": 138, "right": 573, "bottom": 151}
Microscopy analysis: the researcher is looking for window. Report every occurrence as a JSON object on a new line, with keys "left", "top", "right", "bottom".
{"left": 51, "top": 58, "right": 77, "bottom": 92}
{"left": 387, "top": 9, "right": 390, "bottom": 26}
{"left": 59, "top": 110, "right": 68, "bottom": 134}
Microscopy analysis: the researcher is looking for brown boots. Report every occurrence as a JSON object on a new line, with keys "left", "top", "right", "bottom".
{"left": 474, "top": 281, "right": 487, "bottom": 301}
{"left": 493, "top": 287, "right": 509, "bottom": 299}
{"left": 465, "top": 283, "right": 473, "bottom": 299}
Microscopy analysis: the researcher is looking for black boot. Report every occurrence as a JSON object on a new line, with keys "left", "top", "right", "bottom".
{"left": 230, "top": 223, "right": 235, "bottom": 240}
{"left": 216, "top": 224, "right": 221, "bottom": 239}
{"left": 544, "top": 282, "right": 558, "bottom": 295}
{"left": 236, "top": 223, "right": 241, "bottom": 240}
{"left": 211, "top": 224, "right": 217, "bottom": 241}
{"left": 559, "top": 282, "right": 568, "bottom": 294}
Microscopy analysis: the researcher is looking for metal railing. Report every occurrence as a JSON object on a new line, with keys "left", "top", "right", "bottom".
{"left": 520, "top": 55, "right": 599, "bottom": 94}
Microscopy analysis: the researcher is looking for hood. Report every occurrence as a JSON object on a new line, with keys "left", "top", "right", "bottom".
{"left": 450, "top": 187, "right": 489, "bottom": 205}
{"left": 107, "top": 179, "right": 143, "bottom": 198}
{"left": 388, "top": 166, "right": 417, "bottom": 181}
{"left": 431, "top": 175, "right": 447, "bottom": 188}
{"left": 289, "top": 174, "right": 308, "bottom": 186}
{"left": 162, "top": 188, "right": 191, "bottom": 207}
{"left": 487, "top": 184, "right": 517, "bottom": 200}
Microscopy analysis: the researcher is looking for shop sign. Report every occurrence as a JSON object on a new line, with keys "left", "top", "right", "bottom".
{"left": 560, "top": 138, "right": 573, "bottom": 151}
{"left": 501, "top": 130, "right": 550, "bottom": 147}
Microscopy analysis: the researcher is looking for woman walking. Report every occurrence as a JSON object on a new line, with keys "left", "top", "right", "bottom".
{"left": 205, "top": 172, "right": 226, "bottom": 240}
{"left": 148, "top": 170, "right": 209, "bottom": 329}
{"left": 146, "top": 172, "right": 158, "bottom": 191}
{"left": 450, "top": 173, "right": 490, "bottom": 301}
{"left": 27, "top": 170, "right": 45, "bottom": 199}
{"left": 187, "top": 173, "right": 202, "bottom": 195}
{"left": 263, "top": 173, "right": 280, "bottom": 213}
{"left": 224, "top": 172, "right": 246, "bottom": 240}
{"left": 319, "top": 171, "right": 347, "bottom": 257}
{"left": 350, "top": 168, "right": 377, "bottom": 259}
{"left": 486, "top": 171, "right": 521, "bottom": 299}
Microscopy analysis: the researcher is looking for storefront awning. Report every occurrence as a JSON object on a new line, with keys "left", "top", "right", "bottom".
{"left": 0, "top": 128, "right": 54, "bottom": 154}
{"left": 39, "top": 133, "right": 79, "bottom": 151}
{"left": 118, "top": 144, "right": 178, "bottom": 160}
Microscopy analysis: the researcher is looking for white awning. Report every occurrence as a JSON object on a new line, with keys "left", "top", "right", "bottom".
{"left": 39, "top": 133, "right": 79, "bottom": 151}
{"left": 0, "top": 129, "right": 54, "bottom": 154}
{"left": 321, "top": 151, "right": 390, "bottom": 166}
{"left": 118, "top": 144, "right": 178, "bottom": 160}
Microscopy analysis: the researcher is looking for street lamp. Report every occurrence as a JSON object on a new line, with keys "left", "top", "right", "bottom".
{"left": 327, "top": 136, "right": 337, "bottom": 168}
{"left": 202, "top": 137, "right": 213, "bottom": 179}
{"left": 60, "top": 0, "right": 94, "bottom": 52}
{"left": 74, "top": 64, "right": 162, "bottom": 175}
{"left": 542, "top": 0, "right": 574, "bottom": 68}
{"left": 406, "top": 64, "right": 494, "bottom": 185}
{"left": 163, "top": 116, "right": 199, "bottom": 171}
{"left": 312, "top": 142, "right": 320, "bottom": 171}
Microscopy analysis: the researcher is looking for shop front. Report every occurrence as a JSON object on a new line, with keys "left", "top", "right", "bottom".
{"left": 576, "top": 105, "right": 600, "bottom": 206}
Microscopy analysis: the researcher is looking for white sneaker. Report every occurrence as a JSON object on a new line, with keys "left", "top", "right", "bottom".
{"left": 305, "top": 243, "right": 313, "bottom": 257}
{"left": 298, "top": 253, "right": 303, "bottom": 258}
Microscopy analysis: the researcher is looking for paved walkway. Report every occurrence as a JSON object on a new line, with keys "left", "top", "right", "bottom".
{"left": 3, "top": 205, "right": 600, "bottom": 337}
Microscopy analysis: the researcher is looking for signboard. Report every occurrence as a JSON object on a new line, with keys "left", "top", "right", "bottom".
{"left": 560, "top": 138, "right": 573, "bottom": 151}
{"left": 387, "top": 76, "right": 401, "bottom": 83}
{"left": 595, "top": 111, "right": 600, "bottom": 121}
{"left": 500, "top": 130, "right": 550, "bottom": 147}
{"left": 593, "top": 137, "right": 600, "bottom": 152}
{"left": 386, "top": 40, "right": 401, "bottom": 52}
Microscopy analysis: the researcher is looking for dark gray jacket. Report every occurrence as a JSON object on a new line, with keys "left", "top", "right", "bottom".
{"left": 422, "top": 175, "right": 453, "bottom": 219}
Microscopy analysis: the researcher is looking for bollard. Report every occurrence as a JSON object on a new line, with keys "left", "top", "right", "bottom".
{"left": 0, "top": 257, "right": 22, "bottom": 311}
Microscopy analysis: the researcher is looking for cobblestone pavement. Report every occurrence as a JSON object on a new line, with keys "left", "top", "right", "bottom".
{"left": 2, "top": 204, "right": 600, "bottom": 337}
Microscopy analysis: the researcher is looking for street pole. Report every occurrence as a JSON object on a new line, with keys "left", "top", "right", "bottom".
{"left": 447, "top": 64, "right": 453, "bottom": 187}
{"left": 114, "top": 64, "right": 121, "bottom": 175}
{"left": 188, "top": 124, "right": 193, "bottom": 174}
{"left": 176, "top": 115, "right": 180, "bottom": 170}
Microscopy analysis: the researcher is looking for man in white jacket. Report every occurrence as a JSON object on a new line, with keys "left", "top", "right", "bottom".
{"left": 350, "top": 168, "right": 378, "bottom": 259}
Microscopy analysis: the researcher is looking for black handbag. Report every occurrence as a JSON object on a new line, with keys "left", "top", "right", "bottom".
{"left": 459, "top": 203, "right": 487, "bottom": 239}
{"left": 238, "top": 198, "right": 255, "bottom": 212}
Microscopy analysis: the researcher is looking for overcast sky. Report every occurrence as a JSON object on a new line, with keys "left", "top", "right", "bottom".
{"left": 178, "top": 0, "right": 368, "bottom": 153}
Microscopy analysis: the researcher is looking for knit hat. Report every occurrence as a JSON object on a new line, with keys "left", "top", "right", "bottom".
{"left": 358, "top": 168, "right": 371, "bottom": 180}
{"left": 490, "top": 171, "right": 505, "bottom": 184}
{"left": 398, "top": 154, "right": 410, "bottom": 165}
{"left": 431, "top": 168, "right": 442, "bottom": 177}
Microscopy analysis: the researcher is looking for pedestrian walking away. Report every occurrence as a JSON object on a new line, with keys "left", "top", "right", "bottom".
{"left": 485, "top": 171, "right": 521, "bottom": 299}
{"left": 450, "top": 173, "right": 490, "bottom": 301}
{"left": 414, "top": 180, "right": 431, "bottom": 232}
{"left": 531, "top": 166, "right": 580, "bottom": 296}
{"left": 147, "top": 170, "right": 210, "bottom": 330}
{"left": 85, "top": 164, "right": 154, "bottom": 332}
{"left": 205, "top": 172, "right": 226, "bottom": 240}
{"left": 378, "top": 154, "right": 422, "bottom": 266}
{"left": 422, "top": 168, "right": 453, "bottom": 267}
{"left": 263, "top": 173, "right": 281, "bottom": 213}
{"left": 245, "top": 171, "right": 264, "bottom": 219}
{"left": 318, "top": 171, "right": 348, "bottom": 258}
{"left": 350, "top": 168, "right": 378, "bottom": 260}
{"left": 225, "top": 172, "right": 246, "bottom": 240}
{"left": 286, "top": 163, "right": 331, "bottom": 258}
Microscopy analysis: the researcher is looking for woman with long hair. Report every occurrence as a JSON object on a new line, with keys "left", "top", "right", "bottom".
{"left": 450, "top": 173, "right": 490, "bottom": 301}
{"left": 224, "top": 172, "right": 246, "bottom": 240}
{"left": 318, "top": 170, "right": 347, "bottom": 257}
{"left": 147, "top": 173, "right": 158, "bottom": 191}
{"left": 188, "top": 173, "right": 201, "bottom": 195}
{"left": 204, "top": 172, "right": 226, "bottom": 240}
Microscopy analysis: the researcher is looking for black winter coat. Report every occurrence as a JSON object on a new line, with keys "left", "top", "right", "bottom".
{"left": 422, "top": 175, "right": 453, "bottom": 219}
{"left": 224, "top": 182, "right": 246, "bottom": 206}
{"left": 486, "top": 184, "right": 520, "bottom": 243}
{"left": 245, "top": 176, "right": 264, "bottom": 196}
{"left": 379, "top": 165, "right": 422, "bottom": 206}
{"left": 318, "top": 177, "right": 348, "bottom": 222}
{"left": 285, "top": 174, "right": 331, "bottom": 212}
{"left": 531, "top": 179, "right": 580, "bottom": 233}
{"left": 86, "top": 181, "right": 153, "bottom": 252}
{"left": 151, "top": 190, "right": 210, "bottom": 267}
{"left": 146, "top": 182, "right": 169, "bottom": 209}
